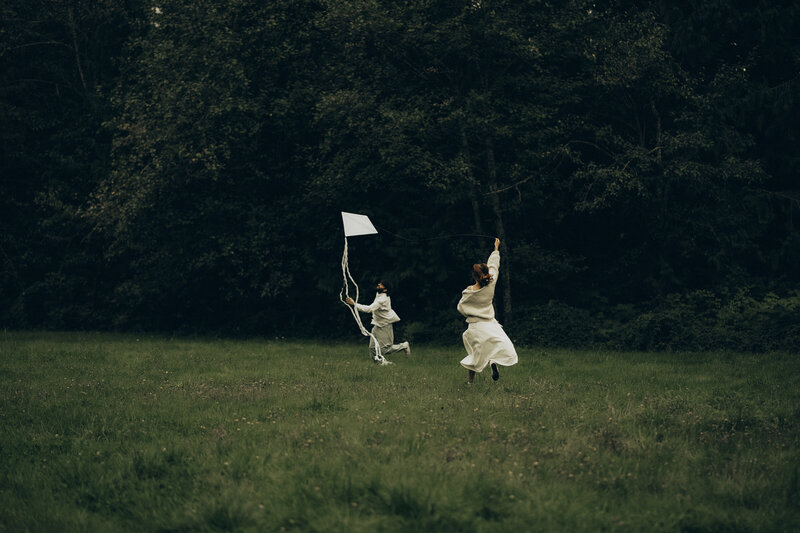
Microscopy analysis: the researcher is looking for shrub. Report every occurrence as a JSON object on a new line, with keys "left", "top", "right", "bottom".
{"left": 509, "top": 289, "right": 800, "bottom": 353}
{"left": 608, "top": 288, "right": 800, "bottom": 352}
{"left": 510, "top": 301, "right": 595, "bottom": 348}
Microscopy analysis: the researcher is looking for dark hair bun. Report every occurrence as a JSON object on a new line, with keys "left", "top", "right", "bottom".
{"left": 472, "top": 263, "right": 493, "bottom": 287}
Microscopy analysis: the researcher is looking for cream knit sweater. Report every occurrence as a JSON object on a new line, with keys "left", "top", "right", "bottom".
{"left": 457, "top": 251, "right": 500, "bottom": 323}
{"left": 355, "top": 292, "right": 401, "bottom": 327}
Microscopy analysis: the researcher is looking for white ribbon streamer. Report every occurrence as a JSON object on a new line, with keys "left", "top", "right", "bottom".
{"left": 340, "top": 236, "right": 391, "bottom": 365}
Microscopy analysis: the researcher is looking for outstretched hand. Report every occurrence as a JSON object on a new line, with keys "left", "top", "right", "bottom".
{"left": 345, "top": 297, "right": 355, "bottom": 306}
{"left": 494, "top": 237, "right": 500, "bottom": 251}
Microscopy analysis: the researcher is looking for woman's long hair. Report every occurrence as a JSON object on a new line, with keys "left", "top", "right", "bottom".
{"left": 472, "top": 263, "right": 493, "bottom": 287}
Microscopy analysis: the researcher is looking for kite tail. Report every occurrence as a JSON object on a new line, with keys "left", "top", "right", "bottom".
{"left": 340, "top": 237, "right": 390, "bottom": 365}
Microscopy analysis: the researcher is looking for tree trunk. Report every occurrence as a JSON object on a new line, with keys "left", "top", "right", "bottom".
{"left": 650, "top": 100, "right": 662, "bottom": 162}
{"left": 67, "top": 6, "right": 87, "bottom": 90}
{"left": 459, "top": 121, "right": 484, "bottom": 248}
{"left": 484, "top": 137, "right": 512, "bottom": 323}
{"left": 475, "top": 62, "right": 512, "bottom": 322}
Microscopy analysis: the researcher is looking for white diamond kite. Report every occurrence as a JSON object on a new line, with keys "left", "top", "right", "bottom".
{"left": 341, "top": 211, "right": 378, "bottom": 237}
{"left": 339, "top": 211, "right": 391, "bottom": 365}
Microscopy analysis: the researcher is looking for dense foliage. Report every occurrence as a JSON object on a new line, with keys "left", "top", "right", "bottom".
{"left": 2, "top": 0, "right": 798, "bottom": 349}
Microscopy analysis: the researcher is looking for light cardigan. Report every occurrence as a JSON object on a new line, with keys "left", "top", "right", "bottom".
{"left": 457, "top": 250, "right": 500, "bottom": 323}
{"left": 355, "top": 292, "right": 401, "bottom": 327}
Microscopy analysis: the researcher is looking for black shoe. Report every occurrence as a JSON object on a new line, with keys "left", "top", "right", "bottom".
{"left": 491, "top": 363, "right": 499, "bottom": 381}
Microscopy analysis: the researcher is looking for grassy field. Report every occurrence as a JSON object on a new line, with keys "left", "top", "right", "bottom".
{"left": 0, "top": 331, "right": 798, "bottom": 532}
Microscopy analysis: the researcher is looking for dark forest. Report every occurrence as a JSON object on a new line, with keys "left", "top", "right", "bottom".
{"left": 2, "top": 0, "right": 799, "bottom": 351}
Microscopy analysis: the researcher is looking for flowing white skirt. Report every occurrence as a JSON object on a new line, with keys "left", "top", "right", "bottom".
{"left": 460, "top": 319, "right": 518, "bottom": 372}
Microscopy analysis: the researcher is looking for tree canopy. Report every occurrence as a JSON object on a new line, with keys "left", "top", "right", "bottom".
{"left": 2, "top": 0, "right": 798, "bottom": 349}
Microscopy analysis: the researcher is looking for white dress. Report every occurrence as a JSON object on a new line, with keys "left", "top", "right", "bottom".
{"left": 457, "top": 250, "right": 518, "bottom": 372}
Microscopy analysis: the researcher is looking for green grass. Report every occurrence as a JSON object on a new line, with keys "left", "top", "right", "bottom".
{"left": 1, "top": 331, "right": 799, "bottom": 532}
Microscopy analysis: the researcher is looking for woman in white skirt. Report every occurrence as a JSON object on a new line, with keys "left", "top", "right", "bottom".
{"left": 457, "top": 238, "right": 518, "bottom": 384}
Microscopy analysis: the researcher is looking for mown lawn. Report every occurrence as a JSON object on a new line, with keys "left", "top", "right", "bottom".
{"left": 0, "top": 331, "right": 798, "bottom": 532}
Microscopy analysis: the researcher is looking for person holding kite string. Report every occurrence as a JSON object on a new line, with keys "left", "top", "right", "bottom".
{"left": 457, "top": 238, "right": 518, "bottom": 384}
{"left": 346, "top": 282, "right": 411, "bottom": 361}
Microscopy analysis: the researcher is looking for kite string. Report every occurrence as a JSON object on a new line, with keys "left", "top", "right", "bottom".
{"left": 340, "top": 237, "right": 387, "bottom": 363}
{"left": 343, "top": 239, "right": 385, "bottom": 362}
{"left": 373, "top": 225, "right": 497, "bottom": 243}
